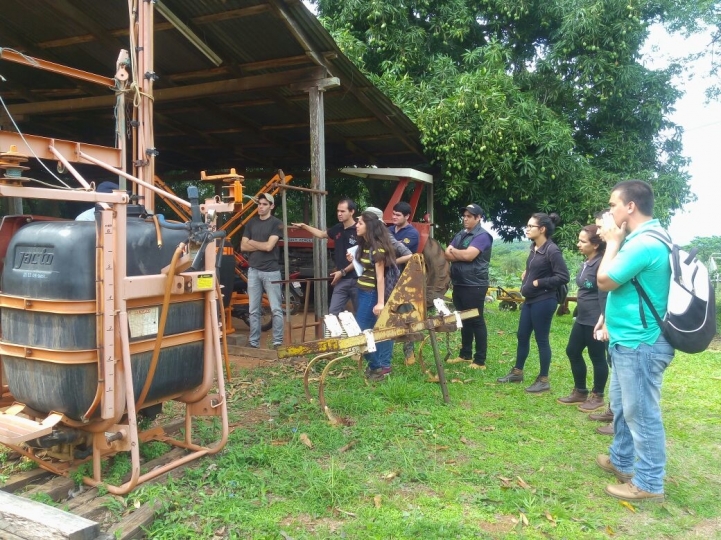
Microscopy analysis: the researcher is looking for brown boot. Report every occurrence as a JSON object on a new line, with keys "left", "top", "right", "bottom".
{"left": 605, "top": 482, "right": 664, "bottom": 502}
{"left": 596, "top": 423, "right": 614, "bottom": 436}
{"left": 497, "top": 368, "right": 524, "bottom": 383}
{"left": 557, "top": 388, "right": 589, "bottom": 405}
{"left": 578, "top": 392, "right": 605, "bottom": 412}
{"left": 525, "top": 376, "right": 550, "bottom": 393}
{"left": 588, "top": 406, "right": 613, "bottom": 422}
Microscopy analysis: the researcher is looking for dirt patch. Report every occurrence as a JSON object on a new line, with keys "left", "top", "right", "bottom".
{"left": 478, "top": 514, "right": 518, "bottom": 535}
{"left": 689, "top": 518, "right": 721, "bottom": 536}
{"left": 279, "top": 513, "right": 346, "bottom": 535}
{"left": 706, "top": 335, "right": 721, "bottom": 351}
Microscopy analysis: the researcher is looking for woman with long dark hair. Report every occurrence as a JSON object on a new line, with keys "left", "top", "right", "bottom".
{"left": 350, "top": 211, "right": 397, "bottom": 381}
{"left": 497, "top": 213, "right": 570, "bottom": 393}
{"left": 557, "top": 224, "right": 609, "bottom": 411}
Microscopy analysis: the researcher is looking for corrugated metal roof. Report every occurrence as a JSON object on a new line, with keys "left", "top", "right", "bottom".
{"left": 0, "top": 0, "right": 428, "bottom": 177}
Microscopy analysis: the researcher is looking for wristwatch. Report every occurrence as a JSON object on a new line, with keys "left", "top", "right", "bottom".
{"left": 341, "top": 269, "right": 347, "bottom": 276}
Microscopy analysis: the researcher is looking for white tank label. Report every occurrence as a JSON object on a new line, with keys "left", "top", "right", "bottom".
{"left": 128, "top": 306, "right": 159, "bottom": 338}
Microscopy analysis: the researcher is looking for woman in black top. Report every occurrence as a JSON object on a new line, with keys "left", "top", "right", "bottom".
{"left": 497, "top": 213, "right": 570, "bottom": 393}
{"left": 557, "top": 224, "right": 608, "bottom": 411}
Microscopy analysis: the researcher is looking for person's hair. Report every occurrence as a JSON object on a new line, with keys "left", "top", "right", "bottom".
{"left": 338, "top": 198, "right": 357, "bottom": 216}
{"left": 392, "top": 201, "right": 412, "bottom": 218}
{"left": 356, "top": 211, "right": 396, "bottom": 267}
{"left": 581, "top": 224, "right": 606, "bottom": 255}
{"left": 531, "top": 212, "right": 561, "bottom": 239}
{"left": 612, "top": 180, "right": 654, "bottom": 216}
{"left": 593, "top": 209, "right": 609, "bottom": 221}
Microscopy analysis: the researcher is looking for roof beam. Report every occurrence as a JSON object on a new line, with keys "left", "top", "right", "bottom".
{"left": 266, "top": 0, "right": 424, "bottom": 160}
{"left": 6, "top": 66, "right": 327, "bottom": 116}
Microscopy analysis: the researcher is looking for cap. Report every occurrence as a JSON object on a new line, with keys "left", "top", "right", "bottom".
{"left": 365, "top": 207, "right": 384, "bottom": 220}
{"left": 257, "top": 193, "right": 274, "bottom": 205}
{"left": 96, "top": 181, "right": 119, "bottom": 194}
{"left": 461, "top": 203, "right": 483, "bottom": 217}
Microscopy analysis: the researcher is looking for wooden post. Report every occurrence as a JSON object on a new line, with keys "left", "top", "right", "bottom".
{"left": 309, "top": 85, "right": 328, "bottom": 329}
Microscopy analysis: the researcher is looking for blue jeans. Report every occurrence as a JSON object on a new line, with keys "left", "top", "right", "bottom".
{"left": 609, "top": 335, "right": 674, "bottom": 494}
{"left": 514, "top": 297, "right": 557, "bottom": 376}
{"left": 355, "top": 288, "right": 392, "bottom": 370}
{"left": 247, "top": 267, "right": 284, "bottom": 347}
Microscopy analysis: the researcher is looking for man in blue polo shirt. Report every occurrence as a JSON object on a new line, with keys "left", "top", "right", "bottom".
{"left": 596, "top": 180, "right": 673, "bottom": 503}
{"left": 389, "top": 201, "right": 421, "bottom": 364}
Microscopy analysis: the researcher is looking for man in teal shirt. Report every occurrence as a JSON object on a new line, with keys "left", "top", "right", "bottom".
{"left": 596, "top": 180, "right": 673, "bottom": 502}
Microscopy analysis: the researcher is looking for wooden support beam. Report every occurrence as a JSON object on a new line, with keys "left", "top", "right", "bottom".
{"left": 6, "top": 67, "right": 327, "bottom": 116}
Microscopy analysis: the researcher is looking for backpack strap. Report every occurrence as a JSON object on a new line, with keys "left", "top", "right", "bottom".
{"left": 629, "top": 229, "right": 672, "bottom": 329}
{"left": 630, "top": 277, "right": 665, "bottom": 329}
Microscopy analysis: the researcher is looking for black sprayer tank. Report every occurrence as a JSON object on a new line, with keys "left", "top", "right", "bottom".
{"left": 0, "top": 218, "right": 205, "bottom": 420}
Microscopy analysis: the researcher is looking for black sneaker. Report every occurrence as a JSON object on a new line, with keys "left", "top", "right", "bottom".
{"left": 367, "top": 367, "right": 391, "bottom": 382}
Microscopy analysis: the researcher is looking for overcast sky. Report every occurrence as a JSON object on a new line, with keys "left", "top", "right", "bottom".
{"left": 643, "top": 26, "right": 721, "bottom": 245}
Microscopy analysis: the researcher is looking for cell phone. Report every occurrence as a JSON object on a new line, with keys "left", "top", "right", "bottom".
{"left": 602, "top": 212, "right": 615, "bottom": 229}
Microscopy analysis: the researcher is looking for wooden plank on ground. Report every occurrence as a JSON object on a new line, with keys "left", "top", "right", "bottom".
{"left": 1, "top": 468, "right": 53, "bottom": 493}
{"left": 106, "top": 501, "right": 161, "bottom": 540}
{"left": 22, "top": 475, "right": 75, "bottom": 502}
{"left": 227, "top": 345, "right": 278, "bottom": 360}
{"left": 0, "top": 490, "right": 99, "bottom": 540}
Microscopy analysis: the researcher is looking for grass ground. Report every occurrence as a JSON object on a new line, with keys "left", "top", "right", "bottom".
{"left": 138, "top": 305, "right": 721, "bottom": 539}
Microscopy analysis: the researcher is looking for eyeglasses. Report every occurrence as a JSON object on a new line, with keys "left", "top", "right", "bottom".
{"left": 525, "top": 225, "right": 540, "bottom": 229}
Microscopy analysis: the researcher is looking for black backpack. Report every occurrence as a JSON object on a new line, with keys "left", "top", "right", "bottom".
{"left": 631, "top": 230, "right": 716, "bottom": 354}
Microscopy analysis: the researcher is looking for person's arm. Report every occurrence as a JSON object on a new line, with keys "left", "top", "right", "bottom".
{"left": 597, "top": 218, "right": 628, "bottom": 291}
{"left": 447, "top": 244, "right": 480, "bottom": 262}
{"left": 536, "top": 247, "right": 570, "bottom": 288}
{"left": 291, "top": 222, "right": 328, "bottom": 239}
{"left": 392, "top": 235, "right": 412, "bottom": 265}
{"left": 240, "top": 235, "right": 256, "bottom": 252}
{"left": 244, "top": 234, "right": 280, "bottom": 252}
{"left": 373, "top": 260, "right": 386, "bottom": 315}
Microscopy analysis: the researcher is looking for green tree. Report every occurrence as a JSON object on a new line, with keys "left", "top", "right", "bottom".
{"left": 687, "top": 235, "right": 721, "bottom": 263}
{"left": 315, "top": 0, "right": 693, "bottom": 246}
{"left": 658, "top": 0, "right": 721, "bottom": 100}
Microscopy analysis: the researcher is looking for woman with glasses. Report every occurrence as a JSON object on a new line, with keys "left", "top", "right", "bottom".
{"left": 497, "top": 213, "right": 570, "bottom": 392}
{"left": 348, "top": 211, "right": 397, "bottom": 382}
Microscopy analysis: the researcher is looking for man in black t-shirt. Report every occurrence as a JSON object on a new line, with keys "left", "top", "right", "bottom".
{"left": 292, "top": 198, "right": 358, "bottom": 315}
{"left": 241, "top": 193, "right": 284, "bottom": 348}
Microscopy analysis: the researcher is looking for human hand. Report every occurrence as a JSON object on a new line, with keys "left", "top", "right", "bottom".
{"left": 373, "top": 302, "right": 384, "bottom": 316}
{"left": 533, "top": 279, "right": 539, "bottom": 287}
{"left": 600, "top": 212, "right": 627, "bottom": 245}
{"left": 291, "top": 222, "right": 304, "bottom": 229}
{"left": 330, "top": 271, "right": 341, "bottom": 285}
{"left": 593, "top": 320, "right": 609, "bottom": 342}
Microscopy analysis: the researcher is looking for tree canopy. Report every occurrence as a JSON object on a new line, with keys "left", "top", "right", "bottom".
{"left": 314, "top": 0, "right": 695, "bottom": 246}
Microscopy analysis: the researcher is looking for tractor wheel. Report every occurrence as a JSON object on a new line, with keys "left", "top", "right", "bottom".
{"left": 499, "top": 300, "right": 513, "bottom": 311}
{"left": 422, "top": 237, "right": 450, "bottom": 307}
